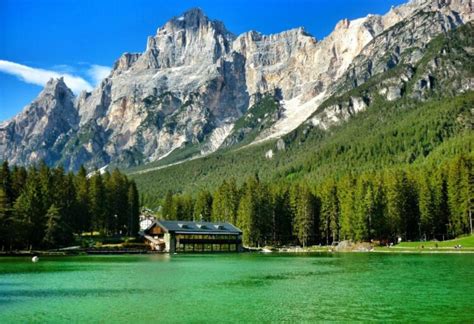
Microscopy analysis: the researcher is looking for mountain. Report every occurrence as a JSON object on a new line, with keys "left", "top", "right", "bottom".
{"left": 130, "top": 17, "right": 474, "bottom": 206}
{"left": 0, "top": 0, "right": 473, "bottom": 171}
{"left": 0, "top": 78, "right": 78, "bottom": 166}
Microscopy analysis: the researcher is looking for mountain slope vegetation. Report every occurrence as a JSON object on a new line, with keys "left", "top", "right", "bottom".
{"left": 131, "top": 22, "right": 474, "bottom": 207}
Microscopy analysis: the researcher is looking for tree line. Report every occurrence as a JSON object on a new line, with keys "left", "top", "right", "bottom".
{"left": 160, "top": 155, "right": 473, "bottom": 247}
{"left": 0, "top": 162, "right": 140, "bottom": 250}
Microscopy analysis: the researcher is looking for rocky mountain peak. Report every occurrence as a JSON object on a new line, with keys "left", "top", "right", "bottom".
{"left": 167, "top": 8, "right": 208, "bottom": 29}
{"left": 131, "top": 8, "right": 234, "bottom": 70}
{"left": 2, "top": 0, "right": 473, "bottom": 171}
{"left": 43, "top": 77, "right": 73, "bottom": 96}
{"left": 0, "top": 77, "right": 78, "bottom": 166}
{"left": 158, "top": 7, "right": 233, "bottom": 39}
{"left": 36, "top": 78, "right": 77, "bottom": 117}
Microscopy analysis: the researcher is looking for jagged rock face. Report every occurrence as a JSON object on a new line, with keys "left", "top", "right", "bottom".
{"left": 1, "top": 0, "right": 472, "bottom": 170}
{"left": 308, "top": 18, "right": 474, "bottom": 131}
{"left": 139, "top": 8, "right": 234, "bottom": 70}
{"left": 71, "top": 8, "right": 248, "bottom": 168}
{"left": 0, "top": 78, "right": 78, "bottom": 165}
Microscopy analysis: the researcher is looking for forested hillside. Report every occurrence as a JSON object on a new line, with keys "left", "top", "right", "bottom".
{"left": 132, "top": 91, "right": 473, "bottom": 207}
{"left": 128, "top": 23, "right": 473, "bottom": 246}
{"left": 158, "top": 154, "right": 472, "bottom": 246}
{"left": 131, "top": 22, "right": 473, "bottom": 206}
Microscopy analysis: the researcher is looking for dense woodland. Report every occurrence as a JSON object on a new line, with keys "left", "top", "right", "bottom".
{"left": 0, "top": 162, "right": 140, "bottom": 250}
{"left": 160, "top": 154, "right": 472, "bottom": 246}
{"left": 133, "top": 92, "right": 473, "bottom": 207}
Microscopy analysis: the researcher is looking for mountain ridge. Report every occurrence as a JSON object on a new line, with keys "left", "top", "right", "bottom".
{"left": 0, "top": 0, "right": 472, "bottom": 171}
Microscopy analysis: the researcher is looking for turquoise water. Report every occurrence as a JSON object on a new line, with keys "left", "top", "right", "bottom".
{"left": 0, "top": 253, "right": 473, "bottom": 322}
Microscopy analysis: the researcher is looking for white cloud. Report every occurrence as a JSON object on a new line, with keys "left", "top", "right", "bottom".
{"left": 87, "top": 64, "right": 111, "bottom": 85}
{"left": 0, "top": 59, "right": 93, "bottom": 94}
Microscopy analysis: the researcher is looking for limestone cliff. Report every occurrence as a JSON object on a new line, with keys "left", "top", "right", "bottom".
{"left": 0, "top": 0, "right": 472, "bottom": 170}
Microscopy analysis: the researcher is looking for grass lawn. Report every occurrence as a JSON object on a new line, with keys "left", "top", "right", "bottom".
{"left": 396, "top": 235, "right": 474, "bottom": 248}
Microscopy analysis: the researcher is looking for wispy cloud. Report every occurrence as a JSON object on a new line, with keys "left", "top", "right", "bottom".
{"left": 0, "top": 60, "right": 93, "bottom": 93}
{"left": 87, "top": 65, "right": 111, "bottom": 85}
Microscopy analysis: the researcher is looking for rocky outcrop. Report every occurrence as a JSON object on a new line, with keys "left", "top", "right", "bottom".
{"left": 1, "top": 1, "right": 472, "bottom": 170}
{"left": 0, "top": 78, "right": 79, "bottom": 165}
{"left": 307, "top": 1, "right": 473, "bottom": 131}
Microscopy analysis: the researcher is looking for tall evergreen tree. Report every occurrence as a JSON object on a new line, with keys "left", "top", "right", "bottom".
{"left": 127, "top": 181, "right": 140, "bottom": 236}
{"left": 43, "top": 204, "right": 73, "bottom": 248}
{"left": 0, "top": 161, "right": 14, "bottom": 205}
{"left": 89, "top": 172, "right": 107, "bottom": 234}
{"left": 194, "top": 190, "right": 213, "bottom": 222}
{"left": 237, "top": 178, "right": 259, "bottom": 246}
{"left": 13, "top": 168, "right": 45, "bottom": 249}
{"left": 0, "top": 188, "right": 13, "bottom": 250}
{"left": 74, "top": 166, "right": 90, "bottom": 233}
{"left": 271, "top": 187, "right": 293, "bottom": 245}
{"left": 162, "top": 190, "right": 175, "bottom": 220}
{"left": 292, "top": 184, "right": 316, "bottom": 247}
{"left": 338, "top": 174, "right": 356, "bottom": 240}
{"left": 320, "top": 180, "right": 340, "bottom": 245}
{"left": 447, "top": 155, "right": 472, "bottom": 237}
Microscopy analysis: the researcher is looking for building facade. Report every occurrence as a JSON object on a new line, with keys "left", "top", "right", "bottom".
{"left": 145, "top": 220, "right": 243, "bottom": 253}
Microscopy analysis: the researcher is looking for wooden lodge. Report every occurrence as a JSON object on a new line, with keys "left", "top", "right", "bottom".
{"left": 144, "top": 220, "right": 243, "bottom": 253}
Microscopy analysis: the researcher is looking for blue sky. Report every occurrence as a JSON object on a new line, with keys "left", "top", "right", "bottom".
{"left": 0, "top": 0, "right": 407, "bottom": 121}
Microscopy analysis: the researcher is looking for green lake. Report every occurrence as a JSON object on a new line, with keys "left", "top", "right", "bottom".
{"left": 0, "top": 253, "right": 473, "bottom": 322}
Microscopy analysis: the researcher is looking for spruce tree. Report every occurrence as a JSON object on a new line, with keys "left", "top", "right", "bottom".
{"left": 13, "top": 168, "right": 45, "bottom": 249}
{"left": 193, "top": 190, "right": 213, "bottom": 222}
{"left": 292, "top": 184, "right": 316, "bottom": 247}
{"left": 75, "top": 166, "right": 90, "bottom": 233}
{"left": 127, "top": 181, "right": 140, "bottom": 236}
{"left": 162, "top": 191, "right": 175, "bottom": 220}
{"left": 43, "top": 204, "right": 73, "bottom": 248}
{"left": 319, "top": 180, "right": 340, "bottom": 245}
{"left": 89, "top": 172, "right": 107, "bottom": 234}
{"left": 0, "top": 188, "right": 13, "bottom": 250}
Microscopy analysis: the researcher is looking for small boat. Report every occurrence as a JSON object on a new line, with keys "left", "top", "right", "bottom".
{"left": 261, "top": 248, "right": 273, "bottom": 253}
{"left": 32, "top": 256, "right": 39, "bottom": 263}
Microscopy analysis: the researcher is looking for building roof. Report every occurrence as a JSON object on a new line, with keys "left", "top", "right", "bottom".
{"left": 153, "top": 220, "right": 242, "bottom": 235}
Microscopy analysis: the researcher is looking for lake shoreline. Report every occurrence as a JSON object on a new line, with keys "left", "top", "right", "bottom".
{"left": 1, "top": 248, "right": 474, "bottom": 257}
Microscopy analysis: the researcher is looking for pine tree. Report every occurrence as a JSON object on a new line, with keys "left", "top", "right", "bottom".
{"left": 183, "top": 194, "right": 195, "bottom": 221}
{"left": 447, "top": 155, "right": 472, "bottom": 237}
{"left": 0, "top": 188, "right": 13, "bottom": 250}
{"left": 338, "top": 174, "right": 356, "bottom": 240}
{"left": 1, "top": 161, "right": 14, "bottom": 207}
{"left": 38, "top": 161, "right": 53, "bottom": 208}
{"left": 353, "top": 177, "right": 370, "bottom": 242}
{"left": 271, "top": 186, "right": 293, "bottom": 245}
{"left": 89, "top": 172, "right": 107, "bottom": 234}
{"left": 292, "top": 184, "right": 316, "bottom": 247}
{"left": 127, "top": 181, "right": 140, "bottom": 236}
{"left": 236, "top": 179, "right": 259, "bottom": 246}
{"left": 162, "top": 191, "right": 175, "bottom": 220}
{"left": 193, "top": 190, "right": 213, "bottom": 221}
{"left": 385, "top": 170, "right": 420, "bottom": 241}
{"left": 13, "top": 168, "right": 45, "bottom": 249}
{"left": 370, "top": 173, "right": 387, "bottom": 240}
{"left": 431, "top": 167, "right": 450, "bottom": 240}
{"left": 43, "top": 204, "right": 73, "bottom": 248}
{"left": 417, "top": 169, "right": 435, "bottom": 240}
{"left": 320, "top": 180, "right": 340, "bottom": 245}
{"left": 11, "top": 165, "right": 27, "bottom": 202}
{"left": 106, "top": 169, "right": 129, "bottom": 234}
{"left": 74, "top": 166, "right": 90, "bottom": 233}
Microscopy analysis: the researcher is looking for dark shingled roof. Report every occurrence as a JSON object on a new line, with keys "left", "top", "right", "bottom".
{"left": 154, "top": 220, "right": 242, "bottom": 234}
